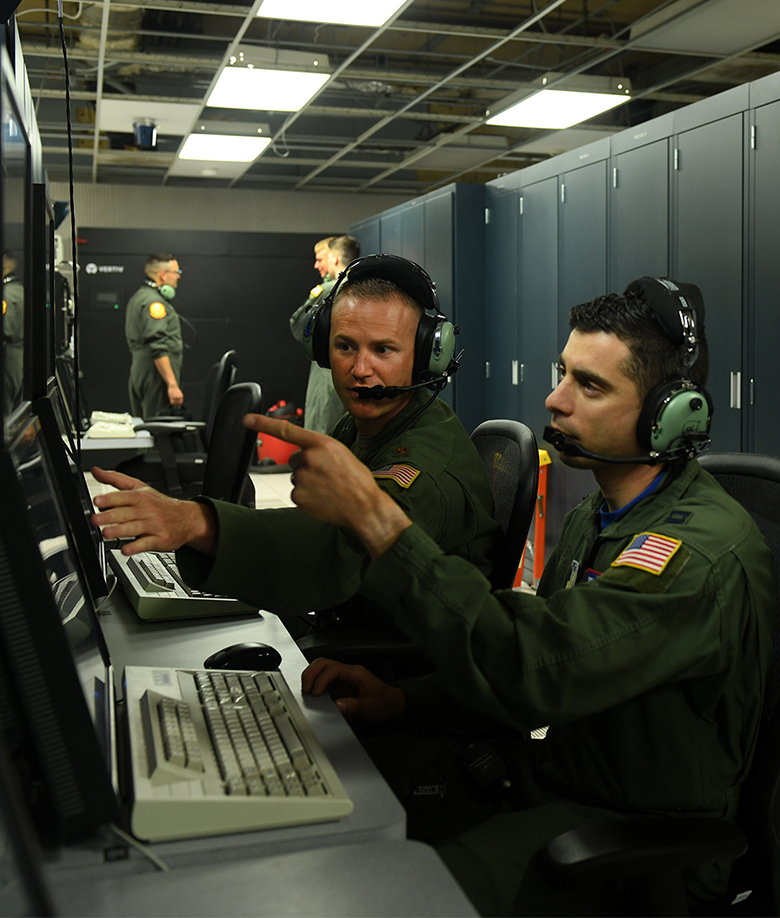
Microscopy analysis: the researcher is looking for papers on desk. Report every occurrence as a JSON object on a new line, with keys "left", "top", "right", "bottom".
{"left": 86, "top": 421, "right": 136, "bottom": 439}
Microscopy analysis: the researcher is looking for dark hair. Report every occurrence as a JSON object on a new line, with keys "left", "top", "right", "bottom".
{"left": 333, "top": 276, "right": 423, "bottom": 318}
{"left": 144, "top": 253, "right": 175, "bottom": 279}
{"left": 328, "top": 235, "right": 360, "bottom": 266}
{"left": 569, "top": 292, "right": 709, "bottom": 400}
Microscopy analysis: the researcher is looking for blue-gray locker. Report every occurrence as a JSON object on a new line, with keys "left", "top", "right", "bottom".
{"left": 672, "top": 90, "right": 747, "bottom": 454}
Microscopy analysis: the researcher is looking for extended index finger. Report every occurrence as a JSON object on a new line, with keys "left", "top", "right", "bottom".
{"left": 243, "top": 414, "right": 325, "bottom": 450}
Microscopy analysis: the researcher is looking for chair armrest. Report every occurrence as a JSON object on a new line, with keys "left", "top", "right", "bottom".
{"left": 540, "top": 816, "right": 747, "bottom": 887}
{"left": 134, "top": 421, "right": 202, "bottom": 436}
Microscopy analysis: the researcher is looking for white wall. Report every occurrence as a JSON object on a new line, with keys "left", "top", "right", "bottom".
{"left": 48, "top": 182, "right": 413, "bottom": 233}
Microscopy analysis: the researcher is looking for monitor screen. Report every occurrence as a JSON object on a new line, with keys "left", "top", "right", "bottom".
{"left": 0, "top": 402, "right": 118, "bottom": 840}
{"left": 0, "top": 730, "right": 54, "bottom": 918}
{"left": 33, "top": 379, "right": 108, "bottom": 604}
{"left": 1, "top": 59, "right": 30, "bottom": 436}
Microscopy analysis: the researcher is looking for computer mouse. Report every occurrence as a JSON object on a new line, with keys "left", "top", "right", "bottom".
{"left": 203, "top": 642, "right": 282, "bottom": 671}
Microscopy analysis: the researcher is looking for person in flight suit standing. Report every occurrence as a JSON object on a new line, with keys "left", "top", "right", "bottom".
{"left": 289, "top": 235, "right": 361, "bottom": 434}
{"left": 125, "top": 253, "right": 184, "bottom": 419}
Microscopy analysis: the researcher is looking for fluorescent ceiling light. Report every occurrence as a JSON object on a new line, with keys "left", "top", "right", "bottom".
{"left": 487, "top": 89, "right": 629, "bottom": 130}
{"left": 179, "top": 133, "right": 271, "bottom": 162}
{"left": 256, "top": 0, "right": 407, "bottom": 27}
{"left": 208, "top": 66, "right": 329, "bottom": 112}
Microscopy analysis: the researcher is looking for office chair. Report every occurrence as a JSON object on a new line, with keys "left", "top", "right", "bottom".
{"left": 200, "top": 381, "right": 263, "bottom": 506}
{"left": 295, "top": 419, "right": 539, "bottom": 680}
{"left": 117, "top": 350, "right": 240, "bottom": 496}
{"left": 470, "top": 419, "right": 539, "bottom": 589}
{"left": 540, "top": 451, "right": 780, "bottom": 917}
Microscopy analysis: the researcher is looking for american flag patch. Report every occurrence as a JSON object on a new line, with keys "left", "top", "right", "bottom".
{"left": 612, "top": 532, "right": 682, "bottom": 575}
{"left": 372, "top": 464, "right": 420, "bottom": 489}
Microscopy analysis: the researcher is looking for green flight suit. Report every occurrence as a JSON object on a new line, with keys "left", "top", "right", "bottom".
{"left": 176, "top": 388, "right": 500, "bottom": 619}
{"left": 2, "top": 275, "right": 24, "bottom": 417}
{"left": 358, "top": 459, "right": 778, "bottom": 914}
{"left": 289, "top": 276, "right": 344, "bottom": 434}
{"left": 125, "top": 283, "right": 183, "bottom": 419}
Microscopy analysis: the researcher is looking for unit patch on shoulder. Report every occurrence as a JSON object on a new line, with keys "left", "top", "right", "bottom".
{"left": 149, "top": 302, "right": 167, "bottom": 319}
{"left": 612, "top": 532, "right": 682, "bottom": 575}
{"left": 309, "top": 284, "right": 323, "bottom": 298}
{"left": 373, "top": 464, "right": 420, "bottom": 489}
{"left": 2, "top": 300, "right": 6, "bottom": 315}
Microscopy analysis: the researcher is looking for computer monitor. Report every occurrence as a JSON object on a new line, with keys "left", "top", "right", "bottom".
{"left": 0, "top": 728, "right": 54, "bottom": 917}
{"left": 33, "top": 377, "right": 109, "bottom": 604}
{"left": 1, "top": 53, "right": 31, "bottom": 438}
{"left": 0, "top": 401, "right": 118, "bottom": 842}
{"left": 30, "top": 183, "right": 55, "bottom": 400}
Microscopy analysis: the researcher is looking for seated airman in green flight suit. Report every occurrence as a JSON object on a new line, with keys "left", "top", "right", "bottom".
{"left": 246, "top": 279, "right": 778, "bottom": 916}
{"left": 92, "top": 255, "right": 500, "bottom": 629}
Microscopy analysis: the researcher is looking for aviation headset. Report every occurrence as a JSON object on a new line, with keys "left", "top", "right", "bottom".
{"left": 302, "top": 253, "right": 459, "bottom": 389}
{"left": 625, "top": 276, "right": 713, "bottom": 459}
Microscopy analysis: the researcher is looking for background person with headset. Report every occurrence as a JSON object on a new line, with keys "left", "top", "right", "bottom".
{"left": 289, "top": 235, "right": 360, "bottom": 434}
{"left": 125, "top": 253, "right": 184, "bottom": 419}
{"left": 93, "top": 254, "right": 500, "bottom": 633}
{"left": 254, "top": 278, "right": 777, "bottom": 915}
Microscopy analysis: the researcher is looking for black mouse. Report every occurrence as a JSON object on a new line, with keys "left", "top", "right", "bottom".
{"left": 203, "top": 642, "right": 282, "bottom": 671}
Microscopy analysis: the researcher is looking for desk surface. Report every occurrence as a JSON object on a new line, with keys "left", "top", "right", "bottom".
{"left": 46, "top": 592, "right": 406, "bottom": 879}
{"left": 47, "top": 839, "right": 477, "bottom": 917}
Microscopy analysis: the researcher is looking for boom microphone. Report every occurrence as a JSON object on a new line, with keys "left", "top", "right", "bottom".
{"left": 355, "top": 351, "right": 463, "bottom": 400}
{"left": 543, "top": 426, "right": 708, "bottom": 466}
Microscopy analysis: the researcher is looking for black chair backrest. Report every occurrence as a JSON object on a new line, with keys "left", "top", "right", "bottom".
{"left": 470, "top": 419, "right": 539, "bottom": 590}
{"left": 203, "top": 350, "right": 238, "bottom": 446}
{"left": 698, "top": 451, "right": 780, "bottom": 910}
{"left": 201, "top": 382, "right": 262, "bottom": 505}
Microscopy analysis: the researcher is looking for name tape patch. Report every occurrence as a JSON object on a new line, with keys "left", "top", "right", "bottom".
{"left": 372, "top": 464, "right": 420, "bottom": 489}
{"left": 612, "top": 532, "right": 682, "bottom": 575}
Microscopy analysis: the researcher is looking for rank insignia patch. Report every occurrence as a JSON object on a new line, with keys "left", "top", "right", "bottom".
{"left": 393, "top": 446, "right": 410, "bottom": 456}
{"left": 612, "top": 532, "right": 682, "bottom": 575}
{"left": 373, "top": 464, "right": 420, "bottom": 489}
{"left": 149, "top": 302, "right": 167, "bottom": 319}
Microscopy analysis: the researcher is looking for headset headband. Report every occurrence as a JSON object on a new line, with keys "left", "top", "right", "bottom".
{"left": 326, "top": 253, "right": 441, "bottom": 316}
{"left": 623, "top": 276, "right": 705, "bottom": 369}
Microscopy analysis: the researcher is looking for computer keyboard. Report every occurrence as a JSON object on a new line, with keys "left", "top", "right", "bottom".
{"left": 110, "top": 549, "right": 258, "bottom": 620}
{"left": 124, "top": 665, "right": 353, "bottom": 841}
{"left": 86, "top": 421, "right": 137, "bottom": 439}
{"left": 91, "top": 410, "right": 135, "bottom": 425}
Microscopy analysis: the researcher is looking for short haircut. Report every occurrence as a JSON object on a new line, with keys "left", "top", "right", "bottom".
{"left": 314, "top": 236, "right": 335, "bottom": 253}
{"left": 144, "top": 253, "right": 175, "bottom": 280}
{"left": 569, "top": 292, "right": 709, "bottom": 400}
{"left": 328, "top": 235, "right": 361, "bottom": 266}
{"left": 333, "top": 276, "right": 424, "bottom": 319}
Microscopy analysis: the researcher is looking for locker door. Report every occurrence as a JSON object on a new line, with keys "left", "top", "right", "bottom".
{"left": 610, "top": 139, "right": 670, "bottom": 291}
{"left": 484, "top": 190, "right": 519, "bottom": 420}
{"left": 750, "top": 100, "right": 780, "bottom": 455}
{"left": 558, "top": 159, "right": 608, "bottom": 352}
{"left": 673, "top": 113, "right": 744, "bottom": 452}
{"left": 520, "top": 177, "right": 558, "bottom": 440}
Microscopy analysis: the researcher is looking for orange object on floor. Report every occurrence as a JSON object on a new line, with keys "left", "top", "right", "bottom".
{"left": 514, "top": 449, "right": 551, "bottom": 588}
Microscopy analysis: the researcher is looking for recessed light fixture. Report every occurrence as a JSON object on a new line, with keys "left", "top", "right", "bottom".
{"left": 207, "top": 65, "right": 329, "bottom": 112}
{"left": 487, "top": 89, "right": 629, "bottom": 130}
{"left": 179, "top": 133, "right": 271, "bottom": 162}
{"left": 256, "top": 0, "right": 408, "bottom": 28}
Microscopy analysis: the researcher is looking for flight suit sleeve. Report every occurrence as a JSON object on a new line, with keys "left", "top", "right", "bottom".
{"left": 141, "top": 298, "right": 180, "bottom": 360}
{"left": 175, "top": 463, "right": 473, "bottom": 617}
{"left": 290, "top": 298, "right": 314, "bottom": 342}
{"left": 359, "top": 523, "right": 744, "bottom": 733}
